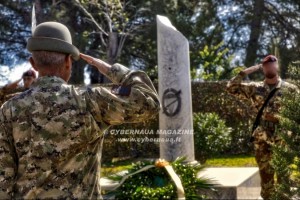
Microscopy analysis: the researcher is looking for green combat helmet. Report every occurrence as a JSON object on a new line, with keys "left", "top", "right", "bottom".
{"left": 26, "top": 21, "right": 80, "bottom": 60}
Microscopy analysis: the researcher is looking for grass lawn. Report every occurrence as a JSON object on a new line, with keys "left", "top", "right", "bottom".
{"left": 101, "top": 154, "right": 257, "bottom": 177}
{"left": 205, "top": 154, "right": 257, "bottom": 167}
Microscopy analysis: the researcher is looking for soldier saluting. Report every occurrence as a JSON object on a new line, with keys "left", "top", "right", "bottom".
{"left": 227, "top": 55, "right": 297, "bottom": 199}
{"left": 0, "top": 22, "right": 160, "bottom": 199}
{"left": 0, "top": 69, "right": 37, "bottom": 106}
{"left": 1, "top": 69, "right": 36, "bottom": 91}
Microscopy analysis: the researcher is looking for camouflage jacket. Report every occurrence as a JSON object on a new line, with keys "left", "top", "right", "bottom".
{"left": 226, "top": 71, "right": 297, "bottom": 124}
{"left": 0, "top": 64, "right": 160, "bottom": 199}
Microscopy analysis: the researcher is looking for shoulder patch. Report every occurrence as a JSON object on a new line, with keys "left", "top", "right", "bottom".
{"left": 111, "top": 85, "right": 131, "bottom": 96}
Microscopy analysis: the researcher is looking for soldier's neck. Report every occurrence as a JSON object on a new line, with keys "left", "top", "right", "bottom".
{"left": 37, "top": 68, "right": 69, "bottom": 82}
{"left": 264, "top": 75, "right": 279, "bottom": 85}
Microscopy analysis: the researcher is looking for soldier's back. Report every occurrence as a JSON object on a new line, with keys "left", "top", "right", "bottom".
{"left": 2, "top": 76, "right": 104, "bottom": 199}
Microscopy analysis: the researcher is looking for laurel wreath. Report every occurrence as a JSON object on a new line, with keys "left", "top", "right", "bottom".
{"left": 106, "top": 157, "right": 215, "bottom": 200}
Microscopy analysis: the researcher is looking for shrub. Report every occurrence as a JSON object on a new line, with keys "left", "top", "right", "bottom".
{"left": 271, "top": 63, "right": 300, "bottom": 199}
{"left": 193, "top": 112, "right": 232, "bottom": 164}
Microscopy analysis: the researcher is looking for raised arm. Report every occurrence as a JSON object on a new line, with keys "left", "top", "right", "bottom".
{"left": 2, "top": 78, "right": 22, "bottom": 91}
{"left": 226, "top": 64, "right": 262, "bottom": 99}
{"left": 81, "top": 53, "right": 161, "bottom": 126}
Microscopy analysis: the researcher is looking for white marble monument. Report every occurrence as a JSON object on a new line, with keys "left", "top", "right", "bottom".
{"left": 157, "top": 15, "right": 195, "bottom": 162}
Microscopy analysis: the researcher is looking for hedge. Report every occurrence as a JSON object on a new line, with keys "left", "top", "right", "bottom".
{"left": 102, "top": 81, "right": 257, "bottom": 162}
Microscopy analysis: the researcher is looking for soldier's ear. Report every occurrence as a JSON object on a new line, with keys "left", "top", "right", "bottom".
{"left": 29, "top": 57, "right": 38, "bottom": 72}
{"left": 65, "top": 55, "right": 72, "bottom": 70}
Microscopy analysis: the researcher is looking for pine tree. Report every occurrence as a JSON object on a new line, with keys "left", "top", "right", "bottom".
{"left": 271, "top": 61, "right": 300, "bottom": 199}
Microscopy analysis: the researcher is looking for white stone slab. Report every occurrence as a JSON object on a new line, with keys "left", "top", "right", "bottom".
{"left": 198, "top": 167, "right": 261, "bottom": 199}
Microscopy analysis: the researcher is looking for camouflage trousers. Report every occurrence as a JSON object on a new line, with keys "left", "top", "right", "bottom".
{"left": 252, "top": 126, "right": 281, "bottom": 200}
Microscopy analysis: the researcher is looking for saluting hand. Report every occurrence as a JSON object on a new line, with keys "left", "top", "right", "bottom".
{"left": 243, "top": 64, "right": 262, "bottom": 75}
{"left": 80, "top": 53, "right": 111, "bottom": 75}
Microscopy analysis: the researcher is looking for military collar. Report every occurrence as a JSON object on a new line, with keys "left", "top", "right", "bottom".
{"left": 263, "top": 77, "right": 283, "bottom": 89}
{"left": 32, "top": 76, "right": 67, "bottom": 87}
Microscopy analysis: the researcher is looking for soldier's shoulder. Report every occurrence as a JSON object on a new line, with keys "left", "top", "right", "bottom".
{"left": 282, "top": 81, "right": 298, "bottom": 91}
{"left": 9, "top": 88, "right": 34, "bottom": 101}
{"left": 1, "top": 88, "right": 35, "bottom": 112}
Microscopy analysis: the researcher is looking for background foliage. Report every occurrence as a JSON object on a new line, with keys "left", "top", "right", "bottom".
{"left": 1, "top": 0, "right": 300, "bottom": 84}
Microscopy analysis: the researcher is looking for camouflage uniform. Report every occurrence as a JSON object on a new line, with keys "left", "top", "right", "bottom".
{"left": 0, "top": 63, "right": 160, "bottom": 199}
{"left": 227, "top": 71, "right": 297, "bottom": 199}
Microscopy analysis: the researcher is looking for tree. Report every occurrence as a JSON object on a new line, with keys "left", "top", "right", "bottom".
{"left": 218, "top": 0, "right": 300, "bottom": 76}
{"left": 0, "top": 0, "right": 32, "bottom": 66}
{"left": 0, "top": 0, "right": 227, "bottom": 84}
{"left": 123, "top": 0, "right": 226, "bottom": 79}
{"left": 70, "top": 0, "right": 140, "bottom": 83}
{"left": 73, "top": 0, "right": 226, "bottom": 82}
{"left": 2, "top": 0, "right": 300, "bottom": 84}
{"left": 244, "top": 0, "right": 264, "bottom": 68}
{"left": 192, "top": 42, "right": 234, "bottom": 81}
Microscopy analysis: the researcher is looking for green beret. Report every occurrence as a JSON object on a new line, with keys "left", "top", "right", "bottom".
{"left": 27, "top": 22, "right": 80, "bottom": 60}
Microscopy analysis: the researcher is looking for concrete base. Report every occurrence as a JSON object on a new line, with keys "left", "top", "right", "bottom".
{"left": 198, "top": 167, "right": 261, "bottom": 200}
